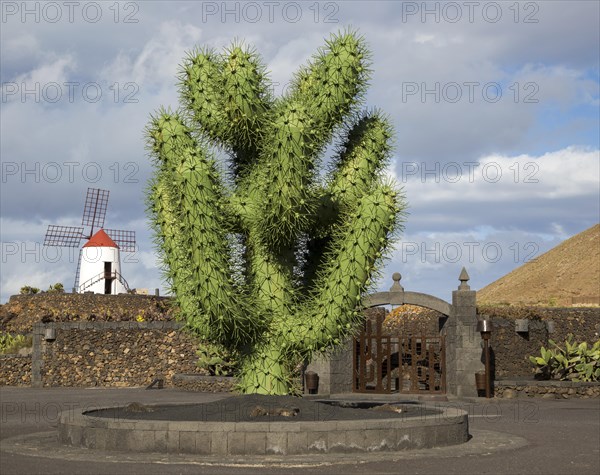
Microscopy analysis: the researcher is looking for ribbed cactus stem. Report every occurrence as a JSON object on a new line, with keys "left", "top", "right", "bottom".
{"left": 180, "top": 50, "right": 227, "bottom": 146}
{"left": 146, "top": 30, "right": 405, "bottom": 395}
{"left": 329, "top": 111, "right": 394, "bottom": 205}
{"left": 288, "top": 186, "right": 398, "bottom": 350}
{"left": 237, "top": 346, "right": 289, "bottom": 395}
{"left": 252, "top": 101, "right": 317, "bottom": 246}
{"left": 245, "top": 236, "right": 295, "bottom": 315}
{"left": 148, "top": 173, "right": 198, "bottom": 321}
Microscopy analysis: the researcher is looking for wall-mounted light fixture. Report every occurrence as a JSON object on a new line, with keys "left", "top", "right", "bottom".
{"left": 44, "top": 328, "right": 56, "bottom": 342}
{"left": 476, "top": 318, "right": 493, "bottom": 398}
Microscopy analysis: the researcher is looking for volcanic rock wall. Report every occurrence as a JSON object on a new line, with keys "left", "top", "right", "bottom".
{"left": 1, "top": 293, "right": 599, "bottom": 389}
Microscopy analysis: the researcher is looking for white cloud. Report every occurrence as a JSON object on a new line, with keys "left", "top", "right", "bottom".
{"left": 14, "top": 54, "right": 75, "bottom": 85}
{"left": 1, "top": 32, "right": 41, "bottom": 61}
{"left": 101, "top": 21, "right": 202, "bottom": 90}
{"left": 513, "top": 64, "right": 599, "bottom": 107}
{"left": 413, "top": 34, "right": 436, "bottom": 45}
{"left": 1, "top": 1, "right": 598, "bottom": 303}
{"left": 2, "top": 54, "right": 76, "bottom": 103}
{"left": 397, "top": 147, "right": 600, "bottom": 204}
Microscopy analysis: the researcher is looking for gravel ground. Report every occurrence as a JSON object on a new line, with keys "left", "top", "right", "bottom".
{"left": 1, "top": 387, "right": 599, "bottom": 474}
{"left": 87, "top": 394, "right": 436, "bottom": 422}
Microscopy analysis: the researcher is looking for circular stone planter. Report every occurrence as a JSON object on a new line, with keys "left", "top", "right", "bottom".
{"left": 58, "top": 397, "right": 469, "bottom": 455}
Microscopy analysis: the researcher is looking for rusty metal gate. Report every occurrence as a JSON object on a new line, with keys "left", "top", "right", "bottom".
{"left": 353, "top": 313, "right": 446, "bottom": 394}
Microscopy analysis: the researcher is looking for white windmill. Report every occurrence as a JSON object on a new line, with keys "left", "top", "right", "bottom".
{"left": 43, "top": 188, "right": 136, "bottom": 294}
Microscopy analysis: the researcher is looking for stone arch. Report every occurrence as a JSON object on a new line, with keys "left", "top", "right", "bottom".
{"left": 305, "top": 268, "right": 483, "bottom": 397}
{"left": 363, "top": 273, "right": 452, "bottom": 317}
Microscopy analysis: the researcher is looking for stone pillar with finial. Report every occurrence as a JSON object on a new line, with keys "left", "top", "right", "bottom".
{"left": 446, "top": 267, "right": 482, "bottom": 397}
{"left": 390, "top": 272, "right": 404, "bottom": 293}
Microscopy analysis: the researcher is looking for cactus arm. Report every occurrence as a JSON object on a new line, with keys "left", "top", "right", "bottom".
{"left": 235, "top": 31, "right": 372, "bottom": 248}
{"left": 179, "top": 46, "right": 272, "bottom": 174}
{"left": 147, "top": 112, "right": 260, "bottom": 345}
{"left": 178, "top": 49, "right": 227, "bottom": 146}
{"left": 289, "top": 30, "right": 370, "bottom": 143}
{"left": 147, "top": 109, "right": 194, "bottom": 172}
{"left": 233, "top": 101, "right": 319, "bottom": 310}
{"left": 328, "top": 111, "right": 395, "bottom": 207}
{"left": 245, "top": 234, "right": 296, "bottom": 316}
{"left": 146, "top": 110, "right": 203, "bottom": 322}
{"left": 233, "top": 170, "right": 297, "bottom": 315}
{"left": 174, "top": 148, "right": 261, "bottom": 345}
{"left": 244, "top": 30, "right": 372, "bottom": 250}
{"left": 289, "top": 184, "right": 402, "bottom": 352}
{"left": 302, "top": 111, "right": 394, "bottom": 292}
{"left": 248, "top": 101, "right": 318, "bottom": 247}
{"left": 146, "top": 172, "right": 199, "bottom": 321}
{"left": 221, "top": 44, "right": 272, "bottom": 161}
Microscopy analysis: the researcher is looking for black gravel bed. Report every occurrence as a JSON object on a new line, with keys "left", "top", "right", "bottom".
{"left": 85, "top": 394, "right": 439, "bottom": 422}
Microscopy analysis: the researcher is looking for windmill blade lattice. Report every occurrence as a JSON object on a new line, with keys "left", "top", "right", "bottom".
{"left": 82, "top": 188, "right": 110, "bottom": 232}
{"left": 43, "top": 225, "right": 84, "bottom": 247}
{"left": 104, "top": 229, "right": 136, "bottom": 252}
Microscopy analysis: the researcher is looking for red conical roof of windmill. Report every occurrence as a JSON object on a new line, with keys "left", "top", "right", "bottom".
{"left": 83, "top": 229, "right": 119, "bottom": 249}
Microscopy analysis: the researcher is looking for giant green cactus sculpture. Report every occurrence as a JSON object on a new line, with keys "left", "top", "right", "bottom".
{"left": 146, "top": 30, "right": 405, "bottom": 395}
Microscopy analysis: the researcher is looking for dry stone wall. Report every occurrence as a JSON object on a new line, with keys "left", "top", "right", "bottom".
{"left": 0, "top": 355, "right": 31, "bottom": 385}
{"left": 480, "top": 307, "right": 600, "bottom": 379}
{"left": 37, "top": 322, "right": 205, "bottom": 388}
{"left": 2, "top": 293, "right": 600, "bottom": 393}
{"left": 1, "top": 293, "right": 175, "bottom": 333}
{"left": 489, "top": 318, "right": 548, "bottom": 379}
{"left": 495, "top": 380, "right": 600, "bottom": 399}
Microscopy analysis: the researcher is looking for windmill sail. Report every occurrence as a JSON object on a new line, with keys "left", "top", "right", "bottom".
{"left": 43, "top": 187, "right": 136, "bottom": 294}
{"left": 44, "top": 225, "right": 84, "bottom": 247}
{"left": 82, "top": 188, "right": 109, "bottom": 234}
{"left": 104, "top": 229, "right": 136, "bottom": 252}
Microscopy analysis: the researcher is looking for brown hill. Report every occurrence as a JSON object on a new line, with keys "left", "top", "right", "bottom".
{"left": 478, "top": 224, "right": 600, "bottom": 307}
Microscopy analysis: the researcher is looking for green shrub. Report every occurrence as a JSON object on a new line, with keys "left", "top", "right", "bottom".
{"left": 47, "top": 283, "right": 64, "bottom": 293}
{"left": 0, "top": 333, "right": 32, "bottom": 354}
{"left": 19, "top": 285, "right": 40, "bottom": 295}
{"left": 196, "top": 342, "right": 237, "bottom": 376}
{"left": 530, "top": 334, "right": 600, "bottom": 382}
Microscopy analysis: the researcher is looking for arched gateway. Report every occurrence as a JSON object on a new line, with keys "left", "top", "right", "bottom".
{"left": 306, "top": 268, "right": 483, "bottom": 397}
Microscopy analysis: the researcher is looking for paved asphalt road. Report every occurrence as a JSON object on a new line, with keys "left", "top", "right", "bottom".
{"left": 0, "top": 387, "right": 598, "bottom": 475}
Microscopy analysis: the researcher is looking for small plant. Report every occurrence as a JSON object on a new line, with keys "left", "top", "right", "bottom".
{"left": 19, "top": 285, "right": 40, "bottom": 295}
{"left": 196, "top": 342, "right": 237, "bottom": 376}
{"left": 135, "top": 310, "right": 146, "bottom": 322}
{"left": 0, "top": 333, "right": 32, "bottom": 354}
{"left": 47, "top": 283, "right": 64, "bottom": 293}
{"left": 530, "top": 334, "right": 600, "bottom": 382}
{"left": 530, "top": 345, "right": 554, "bottom": 380}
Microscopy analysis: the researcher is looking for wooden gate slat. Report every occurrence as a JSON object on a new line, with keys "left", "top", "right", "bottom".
{"left": 353, "top": 312, "right": 446, "bottom": 395}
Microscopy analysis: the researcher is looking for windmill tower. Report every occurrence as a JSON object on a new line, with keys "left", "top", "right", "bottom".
{"left": 43, "top": 188, "right": 136, "bottom": 294}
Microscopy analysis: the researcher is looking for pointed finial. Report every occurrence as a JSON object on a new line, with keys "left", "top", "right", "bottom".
{"left": 390, "top": 272, "right": 404, "bottom": 292}
{"left": 458, "top": 267, "right": 470, "bottom": 290}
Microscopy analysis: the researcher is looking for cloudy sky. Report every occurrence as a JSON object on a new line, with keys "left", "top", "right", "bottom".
{"left": 1, "top": 1, "right": 598, "bottom": 304}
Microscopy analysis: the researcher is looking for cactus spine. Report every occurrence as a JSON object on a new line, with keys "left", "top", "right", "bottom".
{"left": 146, "top": 30, "right": 405, "bottom": 394}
